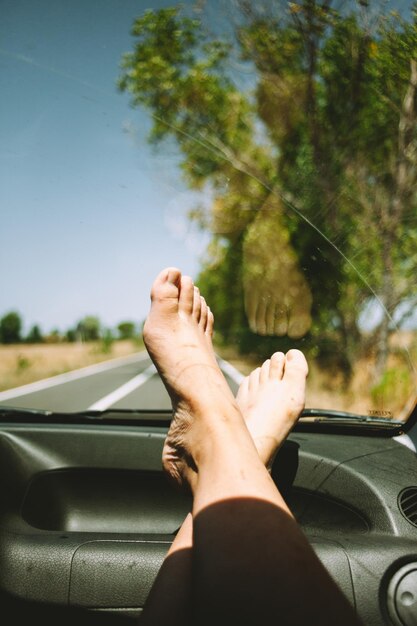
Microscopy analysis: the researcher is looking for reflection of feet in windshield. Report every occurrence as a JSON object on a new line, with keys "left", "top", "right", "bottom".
{"left": 236, "top": 350, "right": 308, "bottom": 470}
{"left": 143, "top": 266, "right": 239, "bottom": 490}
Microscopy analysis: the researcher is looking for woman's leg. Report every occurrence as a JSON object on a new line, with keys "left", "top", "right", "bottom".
{"left": 141, "top": 267, "right": 362, "bottom": 626}
{"left": 139, "top": 271, "right": 217, "bottom": 625}
{"left": 140, "top": 349, "right": 306, "bottom": 624}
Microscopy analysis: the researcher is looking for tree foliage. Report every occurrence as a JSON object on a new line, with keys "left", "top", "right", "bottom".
{"left": 25, "top": 324, "right": 43, "bottom": 344}
{"left": 117, "top": 321, "right": 137, "bottom": 340}
{"left": 0, "top": 311, "right": 22, "bottom": 344}
{"left": 76, "top": 316, "right": 101, "bottom": 342}
{"left": 119, "top": 1, "right": 417, "bottom": 377}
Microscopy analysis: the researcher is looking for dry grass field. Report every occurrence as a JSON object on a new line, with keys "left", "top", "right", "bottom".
{"left": 217, "top": 330, "right": 417, "bottom": 420}
{"left": 0, "top": 339, "right": 142, "bottom": 393}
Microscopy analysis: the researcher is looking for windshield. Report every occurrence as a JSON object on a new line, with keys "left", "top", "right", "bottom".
{"left": 1, "top": 0, "right": 416, "bottom": 422}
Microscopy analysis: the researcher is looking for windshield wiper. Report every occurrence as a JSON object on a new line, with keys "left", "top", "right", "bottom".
{"left": 0, "top": 406, "right": 405, "bottom": 432}
{"left": 301, "top": 408, "right": 404, "bottom": 426}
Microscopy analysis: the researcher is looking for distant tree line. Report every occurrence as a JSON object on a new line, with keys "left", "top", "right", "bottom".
{"left": 0, "top": 311, "right": 141, "bottom": 345}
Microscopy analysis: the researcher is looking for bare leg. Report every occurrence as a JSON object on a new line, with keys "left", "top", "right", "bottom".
{"left": 142, "top": 267, "right": 235, "bottom": 491}
{"left": 141, "top": 352, "right": 305, "bottom": 623}
{"left": 141, "top": 268, "right": 361, "bottom": 626}
{"left": 139, "top": 511, "right": 194, "bottom": 625}
{"left": 141, "top": 268, "right": 221, "bottom": 626}
{"left": 140, "top": 273, "right": 301, "bottom": 624}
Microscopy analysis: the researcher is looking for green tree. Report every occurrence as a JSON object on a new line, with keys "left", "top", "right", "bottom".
{"left": 117, "top": 321, "right": 137, "bottom": 340}
{"left": 118, "top": 4, "right": 313, "bottom": 351}
{"left": 66, "top": 328, "right": 77, "bottom": 343}
{"left": 44, "top": 329, "right": 62, "bottom": 344}
{"left": 316, "top": 7, "right": 417, "bottom": 377}
{"left": 101, "top": 328, "right": 115, "bottom": 354}
{"left": 76, "top": 316, "right": 101, "bottom": 342}
{"left": 0, "top": 311, "right": 22, "bottom": 344}
{"left": 119, "top": 1, "right": 417, "bottom": 378}
{"left": 25, "top": 324, "right": 43, "bottom": 344}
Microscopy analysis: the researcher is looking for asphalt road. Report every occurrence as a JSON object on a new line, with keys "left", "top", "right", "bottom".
{"left": 0, "top": 351, "right": 244, "bottom": 413}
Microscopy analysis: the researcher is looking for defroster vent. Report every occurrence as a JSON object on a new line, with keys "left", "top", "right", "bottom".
{"left": 398, "top": 487, "right": 417, "bottom": 527}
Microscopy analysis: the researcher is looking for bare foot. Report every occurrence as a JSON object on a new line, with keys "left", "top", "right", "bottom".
{"left": 236, "top": 350, "right": 308, "bottom": 469}
{"left": 143, "top": 267, "right": 239, "bottom": 489}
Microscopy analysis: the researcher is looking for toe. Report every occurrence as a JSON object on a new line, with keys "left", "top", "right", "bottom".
{"left": 206, "top": 307, "right": 214, "bottom": 336}
{"left": 265, "top": 299, "right": 276, "bottom": 335}
{"left": 150, "top": 267, "right": 181, "bottom": 307}
{"left": 255, "top": 298, "right": 268, "bottom": 335}
{"left": 199, "top": 296, "right": 208, "bottom": 329}
{"left": 193, "top": 287, "right": 201, "bottom": 322}
{"left": 179, "top": 275, "right": 194, "bottom": 315}
{"left": 288, "top": 313, "right": 312, "bottom": 339}
{"left": 284, "top": 349, "right": 309, "bottom": 378}
{"left": 248, "top": 366, "right": 261, "bottom": 391}
{"left": 274, "top": 306, "right": 288, "bottom": 336}
{"left": 259, "top": 359, "right": 271, "bottom": 384}
{"left": 270, "top": 351, "right": 285, "bottom": 380}
{"left": 150, "top": 266, "right": 181, "bottom": 293}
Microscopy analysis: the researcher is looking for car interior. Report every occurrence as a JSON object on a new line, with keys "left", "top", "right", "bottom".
{"left": 2, "top": 0, "right": 417, "bottom": 624}
{"left": 0, "top": 404, "right": 416, "bottom": 625}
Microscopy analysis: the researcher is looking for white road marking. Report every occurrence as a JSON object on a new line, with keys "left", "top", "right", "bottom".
{"left": 0, "top": 351, "right": 150, "bottom": 401}
{"left": 0, "top": 349, "right": 245, "bottom": 412}
{"left": 215, "top": 356, "right": 245, "bottom": 386}
{"left": 86, "top": 356, "right": 244, "bottom": 411}
{"left": 87, "top": 364, "right": 157, "bottom": 410}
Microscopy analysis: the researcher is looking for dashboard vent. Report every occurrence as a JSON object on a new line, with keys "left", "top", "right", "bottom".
{"left": 398, "top": 487, "right": 417, "bottom": 527}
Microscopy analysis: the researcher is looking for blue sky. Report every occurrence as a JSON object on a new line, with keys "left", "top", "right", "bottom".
{"left": 1, "top": 0, "right": 416, "bottom": 338}
{"left": 0, "top": 0, "right": 210, "bottom": 334}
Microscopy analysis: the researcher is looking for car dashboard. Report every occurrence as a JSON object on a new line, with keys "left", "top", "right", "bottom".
{"left": 0, "top": 410, "right": 416, "bottom": 626}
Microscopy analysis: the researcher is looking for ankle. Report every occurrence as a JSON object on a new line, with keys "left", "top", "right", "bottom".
{"left": 191, "top": 413, "right": 256, "bottom": 475}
